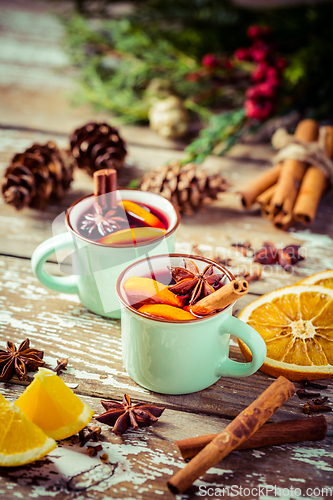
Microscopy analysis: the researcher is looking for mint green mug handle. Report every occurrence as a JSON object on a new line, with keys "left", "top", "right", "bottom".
{"left": 216, "top": 315, "right": 266, "bottom": 377}
{"left": 31, "top": 233, "right": 78, "bottom": 294}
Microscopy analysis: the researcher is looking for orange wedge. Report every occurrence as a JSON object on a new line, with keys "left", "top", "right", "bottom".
{"left": 0, "top": 394, "right": 56, "bottom": 467}
{"left": 15, "top": 368, "right": 94, "bottom": 440}
{"left": 99, "top": 227, "right": 166, "bottom": 245}
{"left": 298, "top": 270, "right": 333, "bottom": 289}
{"left": 238, "top": 285, "right": 333, "bottom": 381}
{"left": 119, "top": 200, "right": 165, "bottom": 229}
{"left": 138, "top": 304, "right": 196, "bottom": 321}
{"left": 124, "top": 276, "right": 185, "bottom": 308}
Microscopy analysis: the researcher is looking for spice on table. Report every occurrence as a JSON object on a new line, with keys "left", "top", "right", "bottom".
{"left": 188, "top": 279, "right": 249, "bottom": 316}
{"left": 175, "top": 415, "right": 327, "bottom": 460}
{"left": 302, "top": 402, "right": 332, "bottom": 415}
{"left": 296, "top": 389, "right": 321, "bottom": 399}
{"left": 167, "top": 376, "right": 295, "bottom": 494}
{"left": 87, "top": 444, "right": 103, "bottom": 457}
{"left": 168, "top": 259, "right": 225, "bottom": 306}
{"left": 302, "top": 379, "right": 328, "bottom": 390}
{"left": 78, "top": 426, "right": 102, "bottom": 447}
{"left": 53, "top": 358, "right": 68, "bottom": 375}
{"left": 312, "top": 396, "right": 329, "bottom": 405}
{"left": 95, "top": 394, "right": 165, "bottom": 435}
{"left": 0, "top": 338, "right": 45, "bottom": 382}
{"left": 100, "top": 453, "right": 109, "bottom": 463}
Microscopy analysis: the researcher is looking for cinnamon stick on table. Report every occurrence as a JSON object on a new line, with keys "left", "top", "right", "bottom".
{"left": 167, "top": 376, "right": 295, "bottom": 494}
{"left": 239, "top": 164, "right": 281, "bottom": 209}
{"left": 189, "top": 279, "right": 248, "bottom": 316}
{"left": 293, "top": 125, "right": 333, "bottom": 224}
{"left": 93, "top": 168, "right": 118, "bottom": 210}
{"left": 256, "top": 184, "right": 276, "bottom": 220}
{"left": 270, "top": 119, "right": 319, "bottom": 218}
{"left": 176, "top": 415, "right": 327, "bottom": 459}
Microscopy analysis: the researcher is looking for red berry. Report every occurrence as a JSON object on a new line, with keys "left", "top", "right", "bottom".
{"left": 251, "top": 43, "right": 270, "bottom": 62}
{"left": 234, "top": 48, "right": 250, "bottom": 61}
{"left": 251, "top": 62, "right": 268, "bottom": 82}
{"left": 247, "top": 25, "right": 272, "bottom": 40}
{"left": 244, "top": 98, "right": 273, "bottom": 121}
{"left": 246, "top": 82, "right": 277, "bottom": 100}
{"left": 266, "top": 66, "right": 279, "bottom": 79}
{"left": 202, "top": 53, "right": 219, "bottom": 69}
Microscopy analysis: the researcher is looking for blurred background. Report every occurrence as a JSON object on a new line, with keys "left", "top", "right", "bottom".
{"left": 1, "top": 0, "right": 333, "bottom": 161}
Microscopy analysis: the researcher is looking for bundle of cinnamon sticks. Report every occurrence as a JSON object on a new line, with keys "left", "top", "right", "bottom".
{"left": 240, "top": 120, "right": 333, "bottom": 230}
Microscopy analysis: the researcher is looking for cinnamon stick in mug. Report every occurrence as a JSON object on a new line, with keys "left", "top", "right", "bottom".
{"left": 167, "top": 376, "right": 296, "bottom": 494}
{"left": 239, "top": 164, "right": 281, "bottom": 208}
{"left": 270, "top": 119, "right": 319, "bottom": 217}
{"left": 176, "top": 415, "right": 327, "bottom": 459}
{"left": 189, "top": 279, "right": 248, "bottom": 316}
{"left": 293, "top": 125, "right": 333, "bottom": 224}
{"left": 93, "top": 168, "right": 117, "bottom": 210}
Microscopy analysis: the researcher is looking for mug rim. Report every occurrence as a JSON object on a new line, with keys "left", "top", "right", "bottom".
{"left": 65, "top": 189, "right": 181, "bottom": 248}
{"left": 116, "top": 253, "right": 236, "bottom": 324}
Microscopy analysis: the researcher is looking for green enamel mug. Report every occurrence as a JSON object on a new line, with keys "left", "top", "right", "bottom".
{"left": 116, "top": 254, "right": 267, "bottom": 395}
{"left": 31, "top": 190, "right": 180, "bottom": 319}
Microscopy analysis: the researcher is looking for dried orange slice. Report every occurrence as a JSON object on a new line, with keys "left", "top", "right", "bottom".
{"left": 238, "top": 285, "right": 333, "bottom": 381}
{"left": 298, "top": 270, "right": 333, "bottom": 289}
{"left": 0, "top": 394, "right": 56, "bottom": 467}
{"left": 15, "top": 368, "right": 94, "bottom": 440}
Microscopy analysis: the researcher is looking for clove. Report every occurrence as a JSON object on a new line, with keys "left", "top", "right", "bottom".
{"left": 297, "top": 388, "right": 321, "bottom": 399}
{"left": 53, "top": 358, "right": 68, "bottom": 375}
{"left": 87, "top": 444, "right": 103, "bottom": 457}
{"left": 312, "top": 396, "right": 329, "bottom": 405}
{"left": 79, "top": 426, "right": 102, "bottom": 447}
{"left": 302, "top": 379, "right": 328, "bottom": 390}
{"left": 302, "top": 402, "right": 332, "bottom": 415}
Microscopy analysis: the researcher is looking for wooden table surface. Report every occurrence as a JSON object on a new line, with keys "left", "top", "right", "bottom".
{"left": 1, "top": 1, "right": 333, "bottom": 499}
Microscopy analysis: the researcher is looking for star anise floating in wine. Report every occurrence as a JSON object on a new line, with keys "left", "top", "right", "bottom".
{"left": 95, "top": 394, "right": 165, "bottom": 435}
{"left": 81, "top": 203, "right": 127, "bottom": 237}
{"left": 168, "top": 258, "right": 225, "bottom": 306}
{"left": 0, "top": 338, "right": 45, "bottom": 382}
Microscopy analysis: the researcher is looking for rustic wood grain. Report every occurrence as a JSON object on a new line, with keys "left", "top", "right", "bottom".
{"left": 0, "top": 384, "right": 332, "bottom": 500}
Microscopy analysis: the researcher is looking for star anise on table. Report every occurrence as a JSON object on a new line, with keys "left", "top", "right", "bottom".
{"left": 168, "top": 258, "right": 224, "bottom": 306}
{"left": 0, "top": 338, "right": 45, "bottom": 382}
{"left": 95, "top": 394, "right": 165, "bottom": 435}
{"left": 81, "top": 203, "right": 127, "bottom": 236}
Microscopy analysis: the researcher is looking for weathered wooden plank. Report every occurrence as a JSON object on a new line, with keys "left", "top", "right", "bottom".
{"left": 0, "top": 384, "right": 332, "bottom": 500}
{"left": 1, "top": 255, "right": 332, "bottom": 425}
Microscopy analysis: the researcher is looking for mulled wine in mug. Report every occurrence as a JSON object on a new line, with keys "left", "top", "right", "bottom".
{"left": 116, "top": 254, "right": 267, "bottom": 395}
{"left": 31, "top": 190, "right": 180, "bottom": 318}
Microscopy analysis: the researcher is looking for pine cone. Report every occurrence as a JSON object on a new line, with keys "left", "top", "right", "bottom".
{"left": 2, "top": 142, "right": 73, "bottom": 210}
{"left": 70, "top": 122, "right": 127, "bottom": 176}
{"left": 140, "top": 160, "right": 228, "bottom": 214}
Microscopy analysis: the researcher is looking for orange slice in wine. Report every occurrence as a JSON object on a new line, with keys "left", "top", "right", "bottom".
{"left": 124, "top": 276, "right": 185, "bottom": 308}
{"left": 99, "top": 227, "right": 166, "bottom": 245}
{"left": 119, "top": 200, "right": 165, "bottom": 229}
{"left": 138, "top": 304, "right": 196, "bottom": 321}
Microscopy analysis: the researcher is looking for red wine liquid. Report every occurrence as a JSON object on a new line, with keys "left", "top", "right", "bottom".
{"left": 78, "top": 200, "right": 168, "bottom": 242}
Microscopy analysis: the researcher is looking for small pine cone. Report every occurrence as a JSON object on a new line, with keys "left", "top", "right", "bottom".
{"left": 70, "top": 122, "right": 127, "bottom": 176}
{"left": 2, "top": 141, "right": 74, "bottom": 210}
{"left": 140, "top": 160, "right": 228, "bottom": 214}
